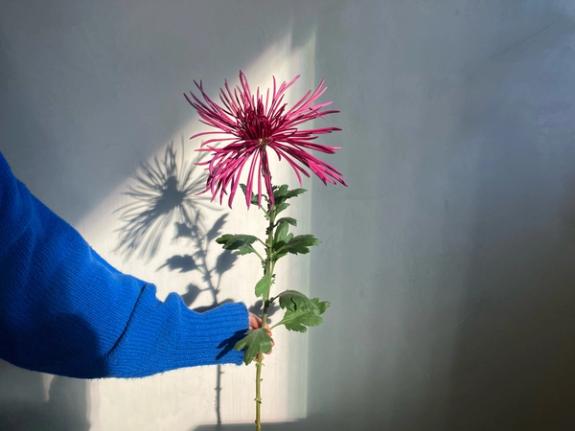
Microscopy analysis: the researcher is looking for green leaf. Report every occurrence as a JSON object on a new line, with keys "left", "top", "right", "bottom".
{"left": 273, "top": 185, "right": 306, "bottom": 205}
{"left": 276, "top": 290, "right": 330, "bottom": 332}
{"left": 216, "top": 234, "right": 258, "bottom": 251}
{"left": 235, "top": 244, "right": 256, "bottom": 255}
{"left": 274, "top": 220, "right": 290, "bottom": 244}
{"left": 311, "top": 297, "right": 330, "bottom": 314}
{"left": 240, "top": 184, "right": 260, "bottom": 205}
{"left": 234, "top": 328, "right": 273, "bottom": 365}
{"left": 273, "top": 184, "right": 289, "bottom": 201}
{"left": 275, "top": 234, "right": 319, "bottom": 256}
{"left": 278, "top": 308, "right": 323, "bottom": 332}
{"left": 278, "top": 290, "right": 312, "bottom": 311}
{"left": 255, "top": 273, "right": 273, "bottom": 298}
{"left": 272, "top": 233, "right": 294, "bottom": 261}
{"left": 273, "top": 202, "right": 290, "bottom": 214}
{"left": 276, "top": 217, "right": 297, "bottom": 227}
{"left": 284, "top": 188, "right": 306, "bottom": 199}
{"left": 277, "top": 290, "right": 330, "bottom": 313}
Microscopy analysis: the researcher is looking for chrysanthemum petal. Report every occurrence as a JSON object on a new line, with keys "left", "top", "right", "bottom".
{"left": 187, "top": 71, "right": 345, "bottom": 207}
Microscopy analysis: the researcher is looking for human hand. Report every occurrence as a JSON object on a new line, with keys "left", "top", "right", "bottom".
{"left": 249, "top": 312, "right": 274, "bottom": 351}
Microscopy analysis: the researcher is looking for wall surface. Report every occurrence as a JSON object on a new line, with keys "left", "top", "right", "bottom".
{"left": 307, "top": 1, "right": 575, "bottom": 430}
{"left": 2, "top": 1, "right": 575, "bottom": 430}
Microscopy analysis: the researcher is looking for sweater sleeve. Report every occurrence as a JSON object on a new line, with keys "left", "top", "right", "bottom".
{"left": 0, "top": 152, "right": 249, "bottom": 378}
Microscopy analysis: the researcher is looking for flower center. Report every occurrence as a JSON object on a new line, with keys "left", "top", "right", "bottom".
{"left": 240, "top": 106, "right": 273, "bottom": 143}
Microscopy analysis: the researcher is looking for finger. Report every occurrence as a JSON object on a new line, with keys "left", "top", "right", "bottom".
{"left": 249, "top": 314, "right": 259, "bottom": 330}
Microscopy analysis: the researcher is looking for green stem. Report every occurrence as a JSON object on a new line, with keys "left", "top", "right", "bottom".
{"left": 255, "top": 200, "right": 276, "bottom": 431}
{"left": 255, "top": 353, "right": 263, "bottom": 431}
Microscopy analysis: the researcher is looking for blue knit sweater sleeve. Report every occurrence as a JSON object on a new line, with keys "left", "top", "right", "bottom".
{"left": 0, "top": 152, "right": 248, "bottom": 378}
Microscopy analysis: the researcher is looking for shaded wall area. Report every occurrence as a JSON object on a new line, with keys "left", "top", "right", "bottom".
{"left": 308, "top": 2, "right": 575, "bottom": 430}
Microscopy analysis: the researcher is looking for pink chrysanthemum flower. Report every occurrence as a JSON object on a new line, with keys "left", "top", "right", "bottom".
{"left": 184, "top": 71, "right": 346, "bottom": 208}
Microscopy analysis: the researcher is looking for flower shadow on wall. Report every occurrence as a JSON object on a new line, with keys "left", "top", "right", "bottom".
{"left": 113, "top": 140, "right": 278, "bottom": 427}
{"left": 113, "top": 138, "right": 212, "bottom": 262}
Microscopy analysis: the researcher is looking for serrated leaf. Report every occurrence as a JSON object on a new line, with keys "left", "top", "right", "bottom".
{"left": 274, "top": 220, "right": 290, "bottom": 244}
{"left": 216, "top": 234, "right": 258, "bottom": 251}
{"left": 255, "top": 273, "right": 273, "bottom": 298}
{"left": 272, "top": 185, "right": 306, "bottom": 206}
{"left": 235, "top": 244, "right": 256, "bottom": 255}
{"left": 275, "top": 234, "right": 319, "bottom": 256}
{"left": 278, "top": 308, "right": 323, "bottom": 332}
{"left": 240, "top": 184, "right": 259, "bottom": 205}
{"left": 273, "top": 252, "right": 287, "bottom": 262}
{"left": 276, "top": 291, "right": 329, "bottom": 332}
{"left": 278, "top": 290, "right": 312, "bottom": 311}
{"left": 284, "top": 188, "right": 306, "bottom": 199}
{"left": 273, "top": 202, "right": 290, "bottom": 214}
{"left": 273, "top": 184, "right": 289, "bottom": 200}
{"left": 311, "top": 297, "right": 330, "bottom": 314}
{"left": 276, "top": 217, "right": 297, "bottom": 227}
{"left": 272, "top": 232, "right": 294, "bottom": 262}
{"left": 234, "top": 328, "right": 273, "bottom": 365}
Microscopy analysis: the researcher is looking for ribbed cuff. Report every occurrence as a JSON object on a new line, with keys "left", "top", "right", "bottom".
{"left": 105, "top": 287, "right": 250, "bottom": 377}
{"left": 186, "top": 301, "right": 249, "bottom": 366}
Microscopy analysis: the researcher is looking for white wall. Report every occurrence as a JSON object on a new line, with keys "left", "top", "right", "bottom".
{"left": 2, "top": 1, "right": 575, "bottom": 430}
